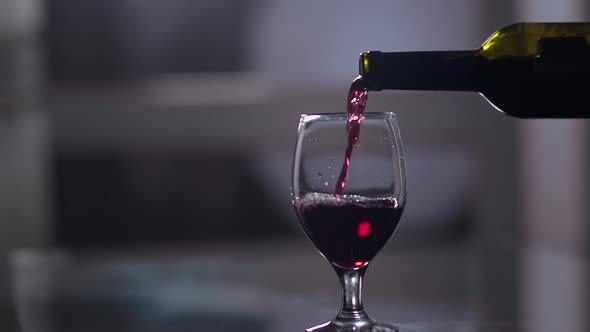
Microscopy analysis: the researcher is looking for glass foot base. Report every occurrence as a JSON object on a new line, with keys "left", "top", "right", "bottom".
{"left": 306, "top": 319, "right": 399, "bottom": 332}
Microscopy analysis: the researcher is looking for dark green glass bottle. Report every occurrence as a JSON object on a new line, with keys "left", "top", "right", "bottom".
{"left": 360, "top": 23, "right": 590, "bottom": 118}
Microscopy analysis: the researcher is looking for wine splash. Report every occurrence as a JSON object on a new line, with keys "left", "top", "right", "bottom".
{"left": 334, "top": 76, "right": 368, "bottom": 197}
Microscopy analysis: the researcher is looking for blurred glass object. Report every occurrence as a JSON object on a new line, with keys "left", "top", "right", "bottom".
{"left": 0, "top": 0, "right": 50, "bottom": 252}
{"left": 8, "top": 244, "right": 534, "bottom": 332}
{"left": 0, "top": 0, "right": 44, "bottom": 113}
{"left": 11, "top": 249, "right": 270, "bottom": 332}
{"left": 11, "top": 250, "right": 69, "bottom": 332}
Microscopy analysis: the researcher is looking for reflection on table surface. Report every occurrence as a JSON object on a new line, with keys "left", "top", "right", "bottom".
{"left": 11, "top": 238, "right": 587, "bottom": 332}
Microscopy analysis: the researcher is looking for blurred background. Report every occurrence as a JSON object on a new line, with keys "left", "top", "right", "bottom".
{"left": 0, "top": 0, "right": 588, "bottom": 331}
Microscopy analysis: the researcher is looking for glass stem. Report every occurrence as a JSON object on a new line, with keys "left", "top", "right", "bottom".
{"left": 334, "top": 264, "right": 368, "bottom": 319}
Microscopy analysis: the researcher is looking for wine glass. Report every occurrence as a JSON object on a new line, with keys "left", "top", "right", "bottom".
{"left": 292, "top": 112, "right": 406, "bottom": 332}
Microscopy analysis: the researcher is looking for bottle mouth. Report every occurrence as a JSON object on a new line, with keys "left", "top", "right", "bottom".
{"left": 359, "top": 52, "right": 372, "bottom": 75}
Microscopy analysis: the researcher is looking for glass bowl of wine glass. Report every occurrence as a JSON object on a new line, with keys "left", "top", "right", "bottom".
{"left": 291, "top": 112, "right": 406, "bottom": 332}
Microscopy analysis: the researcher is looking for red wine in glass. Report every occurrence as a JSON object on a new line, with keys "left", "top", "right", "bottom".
{"left": 334, "top": 76, "right": 368, "bottom": 197}
{"left": 295, "top": 193, "right": 403, "bottom": 269}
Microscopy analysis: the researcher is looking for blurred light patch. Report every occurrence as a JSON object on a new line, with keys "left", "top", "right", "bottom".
{"left": 357, "top": 221, "right": 371, "bottom": 238}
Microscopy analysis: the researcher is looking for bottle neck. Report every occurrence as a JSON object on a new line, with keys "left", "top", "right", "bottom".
{"left": 360, "top": 50, "right": 485, "bottom": 92}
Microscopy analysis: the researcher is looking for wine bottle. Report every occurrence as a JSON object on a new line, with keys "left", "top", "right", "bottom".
{"left": 359, "top": 22, "right": 590, "bottom": 118}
